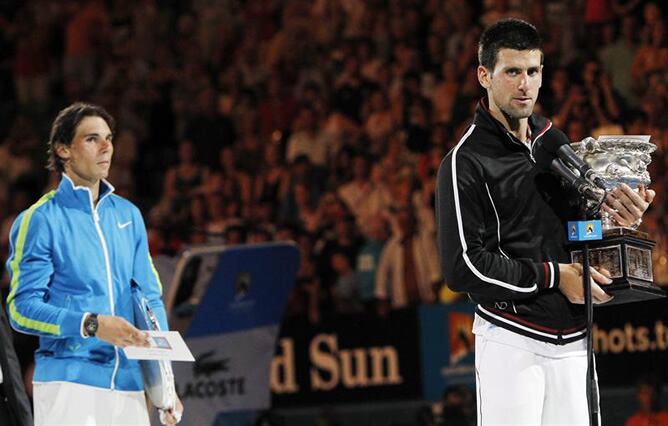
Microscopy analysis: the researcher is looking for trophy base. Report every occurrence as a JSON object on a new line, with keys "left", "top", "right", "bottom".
{"left": 570, "top": 228, "right": 666, "bottom": 306}
{"left": 601, "top": 280, "right": 667, "bottom": 305}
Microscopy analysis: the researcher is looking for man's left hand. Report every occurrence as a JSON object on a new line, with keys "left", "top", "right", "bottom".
{"left": 601, "top": 183, "right": 655, "bottom": 227}
{"left": 159, "top": 397, "right": 184, "bottom": 425}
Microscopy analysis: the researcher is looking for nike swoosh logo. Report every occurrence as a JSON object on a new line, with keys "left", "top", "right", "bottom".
{"left": 118, "top": 221, "right": 133, "bottom": 229}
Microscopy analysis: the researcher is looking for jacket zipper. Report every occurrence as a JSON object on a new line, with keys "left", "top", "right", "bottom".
{"left": 505, "top": 132, "right": 536, "bottom": 163}
{"left": 91, "top": 196, "right": 119, "bottom": 390}
{"left": 528, "top": 121, "right": 552, "bottom": 163}
{"left": 528, "top": 145, "right": 536, "bottom": 163}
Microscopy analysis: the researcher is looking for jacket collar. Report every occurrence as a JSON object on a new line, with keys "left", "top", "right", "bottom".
{"left": 473, "top": 98, "right": 551, "bottom": 150}
{"left": 58, "top": 173, "right": 115, "bottom": 214}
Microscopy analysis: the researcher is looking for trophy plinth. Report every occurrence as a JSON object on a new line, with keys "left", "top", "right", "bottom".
{"left": 570, "top": 228, "right": 665, "bottom": 305}
{"left": 569, "top": 136, "right": 666, "bottom": 306}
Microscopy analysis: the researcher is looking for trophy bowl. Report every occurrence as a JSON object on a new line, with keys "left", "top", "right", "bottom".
{"left": 571, "top": 135, "right": 655, "bottom": 190}
{"left": 571, "top": 135, "right": 656, "bottom": 229}
{"left": 569, "top": 135, "right": 665, "bottom": 305}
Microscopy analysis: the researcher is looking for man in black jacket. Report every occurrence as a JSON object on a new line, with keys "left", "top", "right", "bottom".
{"left": 0, "top": 305, "right": 32, "bottom": 426}
{"left": 436, "top": 19, "right": 654, "bottom": 425}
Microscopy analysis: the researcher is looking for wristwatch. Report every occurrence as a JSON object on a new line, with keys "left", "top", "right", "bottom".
{"left": 84, "top": 313, "right": 99, "bottom": 337}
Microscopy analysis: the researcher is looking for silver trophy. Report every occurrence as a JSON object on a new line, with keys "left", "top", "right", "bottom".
{"left": 569, "top": 135, "right": 665, "bottom": 305}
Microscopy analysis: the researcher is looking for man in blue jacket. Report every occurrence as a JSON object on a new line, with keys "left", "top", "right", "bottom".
{"left": 5, "top": 103, "right": 183, "bottom": 425}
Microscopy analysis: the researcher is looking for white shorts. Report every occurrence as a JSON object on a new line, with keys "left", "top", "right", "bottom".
{"left": 33, "top": 381, "right": 150, "bottom": 426}
{"left": 474, "top": 315, "right": 600, "bottom": 425}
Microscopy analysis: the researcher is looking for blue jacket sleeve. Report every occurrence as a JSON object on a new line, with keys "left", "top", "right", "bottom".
{"left": 6, "top": 209, "right": 85, "bottom": 337}
{"left": 131, "top": 207, "right": 169, "bottom": 331}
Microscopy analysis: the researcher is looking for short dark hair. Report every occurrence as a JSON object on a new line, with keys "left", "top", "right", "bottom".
{"left": 47, "top": 102, "right": 115, "bottom": 172}
{"left": 478, "top": 19, "right": 542, "bottom": 71}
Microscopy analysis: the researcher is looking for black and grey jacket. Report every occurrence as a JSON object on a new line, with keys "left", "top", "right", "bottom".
{"left": 0, "top": 306, "right": 33, "bottom": 426}
{"left": 436, "top": 99, "right": 586, "bottom": 344}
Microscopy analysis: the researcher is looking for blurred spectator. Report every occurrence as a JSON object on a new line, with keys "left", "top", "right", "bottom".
{"left": 581, "top": 59, "right": 624, "bottom": 136}
{"left": 203, "top": 146, "right": 252, "bottom": 212}
{"left": 355, "top": 214, "right": 390, "bottom": 312}
{"left": 164, "top": 139, "right": 207, "bottom": 207}
{"left": 639, "top": 2, "right": 663, "bottom": 44}
{"left": 224, "top": 222, "right": 247, "bottom": 246}
{"left": 279, "top": 182, "right": 320, "bottom": 234}
{"left": 315, "top": 213, "right": 363, "bottom": 302}
{"left": 63, "top": 0, "right": 111, "bottom": 94}
{"left": 553, "top": 58, "right": 624, "bottom": 136}
{"left": 439, "top": 385, "right": 476, "bottom": 426}
{"left": 337, "top": 154, "right": 374, "bottom": 225}
{"left": 149, "top": 176, "right": 189, "bottom": 232}
{"left": 625, "top": 375, "right": 668, "bottom": 426}
{"left": 376, "top": 207, "right": 440, "bottom": 315}
{"left": 431, "top": 61, "right": 460, "bottom": 125}
{"left": 204, "top": 193, "right": 227, "bottom": 243}
{"left": 416, "top": 384, "right": 477, "bottom": 426}
{"left": 186, "top": 194, "right": 207, "bottom": 230}
{"left": 185, "top": 86, "right": 237, "bottom": 168}
{"left": 363, "top": 88, "right": 395, "bottom": 149}
{"left": 247, "top": 225, "right": 273, "bottom": 244}
{"left": 280, "top": 155, "right": 326, "bottom": 220}
{"left": 330, "top": 251, "right": 363, "bottom": 314}
{"left": 598, "top": 16, "right": 638, "bottom": 108}
{"left": 235, "top": 116, "right": 265, "bottom": 176}
{"left": 541, "top": 67, "right": 571, "bottom": 118}
{"left": 327, "top": 144, "right": 355, "bottom": 189}
{"left": 0, "top": 116, "right": 40, "bottom": 197}
{"left": 286, "top": 105, "right": 337, "bottom": 168}
{"left": 108, "top": 129, "right": 138, "bottom": 195}
{"left": 287, "top": 253, "right": 321, "bottom": 325}
{"left": 13, "top": 11, "right": 52, "bottom": 111}
{"left": 253, "top": 142, "right": 288, "bottom": 207}
{"left": 258, "top": 73, "right": 298, "bottom": 140}
{"left": 632, "top": 20, "right": 668, "bottom": 93}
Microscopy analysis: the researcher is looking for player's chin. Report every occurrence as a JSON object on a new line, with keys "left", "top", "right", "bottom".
{"left": 508, "top": 106, "right": 534, "bottom": 119}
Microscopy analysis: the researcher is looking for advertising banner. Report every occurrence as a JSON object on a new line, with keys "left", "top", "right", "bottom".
{"left": 419, "top": 303, "right": 476, "bottom": 401}
{"left": 271, "top": 308, "right": 423, "bottom": 406}
{"left": 174, "top": 243, "right": 299, "bottom": 425}
{"left": 593, "top": 297, "right": 668, "bottom": 386}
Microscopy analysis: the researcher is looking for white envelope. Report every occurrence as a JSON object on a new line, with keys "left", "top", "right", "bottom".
{"left": 123, "top": 331, "right": 195, "bottom": 361}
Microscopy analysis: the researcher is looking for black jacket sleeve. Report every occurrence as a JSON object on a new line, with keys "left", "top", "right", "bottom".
{"left": 436, "top": 147, "right": 559, "bottom": 301}
{"left": 0, "top": 306, "right": 33, "bottom": 426}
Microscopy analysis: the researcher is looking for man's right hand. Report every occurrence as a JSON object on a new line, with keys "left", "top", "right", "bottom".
{"left": 96, "top": 315, "right": 150, "bottom": 348}
{"left": 558, "top": 263, "right": 613, "bottom": 304}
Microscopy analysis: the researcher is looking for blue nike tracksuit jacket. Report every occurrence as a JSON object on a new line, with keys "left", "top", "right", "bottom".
{"left": 5, "top": 174, "right": 168, "bottom": 391}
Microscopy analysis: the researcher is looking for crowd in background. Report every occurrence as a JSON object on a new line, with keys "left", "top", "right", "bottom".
{"left": 0, "top": 1, "right": 667, "bottom": 424}
{"left": 0, "top": 0, "right": 667, "bottom": 328}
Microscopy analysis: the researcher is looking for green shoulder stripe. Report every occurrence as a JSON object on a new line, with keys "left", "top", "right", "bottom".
{"left": 149, "top": 254, "right": 163, "bottom": 294}
{"left": 7, "top": 191, "right": 60, "bottom": 335}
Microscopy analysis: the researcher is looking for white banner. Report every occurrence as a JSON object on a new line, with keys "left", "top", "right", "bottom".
{"left": 172, "top": 326, "right": 279, "bottom": 425}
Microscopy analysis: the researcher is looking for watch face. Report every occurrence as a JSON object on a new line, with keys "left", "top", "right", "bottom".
{"left": 85, "top": 316, "right": 98, "bottom": 336}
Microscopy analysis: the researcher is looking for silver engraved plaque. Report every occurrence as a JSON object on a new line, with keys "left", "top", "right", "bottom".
{"left": 627, "top": 246, "right": 653, "bottom": 282}
{"left": 571, "top": 245, "right": 623, "bottom": 279}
